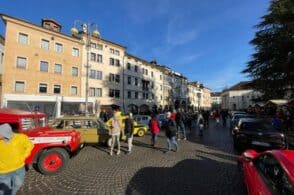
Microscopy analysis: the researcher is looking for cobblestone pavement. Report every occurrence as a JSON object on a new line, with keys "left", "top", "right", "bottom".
{"left": 18, "top": 120, "right": 246, "bottom": 195}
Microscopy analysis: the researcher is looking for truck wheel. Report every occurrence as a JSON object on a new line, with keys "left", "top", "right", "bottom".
{"left": 137, "top": 129, "right": 145, "bottom": 137}
{"left": 37, "top": 148, "right": 69, "bottom": 175}
{"left": 106, "top": 138, "right": 112, "bottom": 147}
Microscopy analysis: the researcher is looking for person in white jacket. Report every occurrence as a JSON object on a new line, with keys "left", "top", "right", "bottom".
{"left": 196, "top": 112, "right": 205, "bottom": 136}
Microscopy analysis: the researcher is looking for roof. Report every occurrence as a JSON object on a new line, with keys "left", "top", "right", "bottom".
{"left": 265, "top": 99, "right": 288, "bottom": 107}
{"left": 225, "top": 81, "right": 253, "bottom": 91}
{"left": 211, "top": 92, "right": 222, "bottom": 97}
{"left": 42, "top": 18, "right": 61, "bottom": 27}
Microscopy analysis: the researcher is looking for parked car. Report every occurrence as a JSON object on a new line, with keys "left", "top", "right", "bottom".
{"left": 0, "top": 108, "right": 81, "bottom": 175}
{"left": 51, "top": 116, "right": 112, "bottom": 147}
{"left": 133, "top": 115, "right": 151, "bottom": 126}
{"left": 239, "top": 149, "right": 294, "bottom": 195}
{"left": 230, "top": 110, "right": 247, "bottom": 118}
{"left": 232, "top": 118, "right": 286, "bottom": 151}
{"left": 105, "top": 113, "right": 148, "bottom": 137}
{"left": 230, "top": 114, "right": 256, "bottom": 130}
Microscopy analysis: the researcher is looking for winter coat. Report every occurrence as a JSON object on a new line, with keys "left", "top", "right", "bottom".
{"left": 0, "top": 124, "right": 34, "bottom": 174}
{"left": 163, "top": 119, "right": 177, "bottom": 139}
{"left": 149, "top": 118, "right": 160, "bottom": 135}
{"left": 111, "top": 113, "right": 122, "bottom": 135}
{"left": 124, "top": 118, "right": 134, "bottom": 136}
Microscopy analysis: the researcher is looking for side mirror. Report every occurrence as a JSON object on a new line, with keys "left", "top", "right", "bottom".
{"left": 239, "top": 149, "right": 258, "bottom": 163}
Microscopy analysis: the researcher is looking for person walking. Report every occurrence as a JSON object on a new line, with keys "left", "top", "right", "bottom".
{"left": 175, "top": 111, "right": 187, "bottom": 140}
{"left": 0, "top": 123, "right": 34, "bottom": 195}
{"left": 203, "top": 110, "right": 210, "bottom": 128}
{"left": 149, "top": 114, "right": 160, "bottom": 147}
{"left": 124, "top": 113, "right": 134, "bottom": 154}
{"left": 162, "top": 112, "right": 178, "bottom": 153}
{"left": 197, "top": 112, "right": 205, "bottom": 136}
{"left": 110, "top": 112, "right": 122, "bottom": 156}
{"left": 214, "top": 109, "right": 220, "bottom": 126}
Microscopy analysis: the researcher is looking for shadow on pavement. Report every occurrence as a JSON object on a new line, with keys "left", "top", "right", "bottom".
{"left": 125, "top": 157, "right": 246, "bottom": 195}
{"left": 132, "top": 140, "right": 166, "bottom": 152}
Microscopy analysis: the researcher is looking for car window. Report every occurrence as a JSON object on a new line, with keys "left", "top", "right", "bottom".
{"left": 241, "top": 121, "right": 278, "bottom": 132}
{"left": 142, "top": 116, "right": 148, "bottom": 120}
{"left": 254, "top": 154, "right": 294, "bottom": 194}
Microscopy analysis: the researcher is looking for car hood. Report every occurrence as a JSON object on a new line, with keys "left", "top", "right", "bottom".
{"left": 26, "top": 127, "right": 76, "bottom": 137}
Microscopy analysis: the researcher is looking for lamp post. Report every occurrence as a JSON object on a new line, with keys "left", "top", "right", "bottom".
{"left": 71, "top": 21, "right": 100, "bottom": 116}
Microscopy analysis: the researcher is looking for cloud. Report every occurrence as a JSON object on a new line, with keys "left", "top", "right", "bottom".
{"left": 123, "top": 0, "right": 171, "bottom": 24}
{"left": 166, "top": 16, "right": 198, "bottom": 46}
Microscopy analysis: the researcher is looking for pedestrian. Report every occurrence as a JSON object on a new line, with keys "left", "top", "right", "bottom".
{"left": 214, "top": 109, "right": 220, "bottom": 126}
{"left": 109, "top": 112, "right": 122, "bottom": 156}
{"left": 0, "top": 123, "right": 34, "bottom": 195}
{"left": 203, "top": 110, "right": 210, "bottom": 128}
{"left": 99, "top": 109, "right": 109, "bottom": 122}
{"left": 149, "top": 114, "right": 160, "bottom": 147}
{"left": 124, "top": 113, "right": 134, "bottom": 154}
{"left": 175, "top": 111, "right": 187, "bottom": 140}
{"left": 162, "top": 112, "right": 178, "bottom": 153}
{"left": 197, "top": 112, "right": 205, "bottom": 136}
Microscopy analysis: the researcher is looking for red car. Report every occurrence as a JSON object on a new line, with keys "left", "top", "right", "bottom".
{"left": 239, "top": 149, "right": 294, "bottom": 195}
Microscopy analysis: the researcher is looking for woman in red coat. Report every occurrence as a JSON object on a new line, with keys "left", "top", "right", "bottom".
{"left": 149, "top": 114, "right": 160, "bottom": 147}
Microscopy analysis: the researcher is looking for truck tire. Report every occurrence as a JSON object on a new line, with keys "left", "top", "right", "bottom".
{"left": 137, "top": 129, "right": 145, "bottom": 137}
{"left": 37, "top": 148, "right": 69, "bottom": 175}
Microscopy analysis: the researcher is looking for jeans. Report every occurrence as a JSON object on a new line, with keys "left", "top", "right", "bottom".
{"left": 151, "top": 133, "right": 158, "bottom": 146}
{"left": 167, "top": 136, "right": 178, "bottom": 151}
{"left": 176, "top": 122, "right": 186, "bottom": 139}
{"left": 127, "top": 134, "right": 133, "bottom": 152}
{"left": 0, "top": 166, "right": 26, "bottom": 195}
{"left": 110, "top": 134, "right": 120, "bottom": 153}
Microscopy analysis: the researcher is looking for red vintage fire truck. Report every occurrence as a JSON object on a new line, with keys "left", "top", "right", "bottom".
{"left": 0, "top": 108, "right": 81, "bottom": 175}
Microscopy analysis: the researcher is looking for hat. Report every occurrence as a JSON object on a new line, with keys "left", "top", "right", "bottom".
{"left": 166, "top": 112, "right": 171, "bottom": 118}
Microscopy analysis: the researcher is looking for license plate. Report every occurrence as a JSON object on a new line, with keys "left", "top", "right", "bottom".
{"left": 251, "top": 141, "right": 270, "bottom": 147}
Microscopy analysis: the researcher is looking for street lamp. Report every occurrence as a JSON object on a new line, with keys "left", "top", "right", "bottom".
{"left": 71, "top": 21, "right": 100, "bottom": 116}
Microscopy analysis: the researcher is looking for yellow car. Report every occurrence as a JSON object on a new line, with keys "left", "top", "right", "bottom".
{"left": 105, "top": 112, "right": 148, "bottom": 137}
{"left": 51, "top": 116, "right": 112, "bottom": 147}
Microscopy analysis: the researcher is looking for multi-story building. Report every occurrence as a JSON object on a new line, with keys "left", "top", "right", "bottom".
{"left": 73, "top": 30, "right": 126, "bottom": 113}
{"left": 221, "top": 81, "right": 261, "bottom": 110}
{"left": 202, "top": 87, "right": 211, "bottom": 110}
{"left": 0, "top": 14, "right": 83, "bottom": 117}
{"left": 124, "top": 55, "right": 163, "bottom": 114}
{"left": 187, "top": 82, "right": 203, "bottom": 111}
{"left": 159, "top": 65, "right": 188, "bottom": 111}
{"left": 211, "top": 92, "right": 222, "bottom": 109}
{"left": 0, "top": 34, "right": 4, "bottom": 104}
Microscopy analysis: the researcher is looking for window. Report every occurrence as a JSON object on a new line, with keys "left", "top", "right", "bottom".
{"left": 115, "top": 75, "right": 120, "bottom": 83}
{"left": 134, "top": 65, "right": 138, "bottom": 72}
{"left": 97, "top": 54, "right": 103, "bottom": 63}
{"left": 145, "top": 69, "right": 148, "bottom": 75}
{"left": 90, "top": 42, "right": 96, "bottom": 48}
{"left": 71, "top": 86, "right": 78, "bottom": 95}
{"left": 151, "top": 82, "right": 154, "bottom": 89}
{"left": 135, "top": 92, "right": 138, "bottom": 99}
{"left": 151, "top": 71, "right": 154, "bottom": 77}
{"left": 18, "top": 33, "right": 28, "bottom": 44}
{"left": 110, "top": 58, "right": 114, "bottom": 65}
{"left": 135, "top": 78, "right": 138, "bottom": 86}
{"left": 72, "top": 48, "right": 79, "bottom": 57}
{"left": 152, "top": 93, "right": 155, "bottom": 100}
{"left": 114, "top": 50, "right": 120, "bottom": 56}
{"left": 53, "top": 85, "right": 61, "bottom": 94}
{"left": 109, "top": 89, "right": 120, "bottom": 98}
{"left": 54, "top": 64, "right": 62, "bottom": 74}
{"left": 127, "top": 63, "right": 131, "bottom": 70}
{"left": 110, "top": 48, "right": 114, "bottom": 54}
{"left": 127, "top": 76, "right": 131, "bottom": 85}
{"left": 115, "top": 59, "right": 120, "bottom": 67}
{"left": 109, "top": 73, "right": 115, "bottom": 82}
{"left": 40, "top": 61, "right": 49, "bottom": 72}
{"left": 160, "top": 75, "right": 162, "bottom": 80}
{"left": 41, "top": 39, "right": 49, "bottom": 50}
{"left": 72, "top": 67, "right": 78, "bottom": 76}
{"left": 39, "top": 83, "right": 47, "bottom": 93}
{"left": 90, "top": 53, "right": 96, "bottom": 61}
{"left": 16, "top": 57, "right": 27, "bottom": 69}
{"left": 15, "top": 81, "right": 25, "bottom": 92}
{"left": 128, "top": 91, "right": 131, "bottom": 99}
{"left": 90, "top": 70, "right": 102, "bottom": 80}
{"left": 90, "top": 88, "right": 102, "bottom": 97}
{"left": 55, "top": 43, "right": 63, "bottom": 53}
{"left": 97, "top": 44, "right": 103, "bottom": 50}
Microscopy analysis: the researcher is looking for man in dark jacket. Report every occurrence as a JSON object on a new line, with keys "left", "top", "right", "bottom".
{"left": 162, "top": 112, "right": 178, "bottom": 153}
{"left": 124, "top": 113, "right": 134, "bottom": 154}
{"left": 175, "top": 111, "right": 187, "bottom": 140}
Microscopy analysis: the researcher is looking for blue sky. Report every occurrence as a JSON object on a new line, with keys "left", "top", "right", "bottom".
{"left": 0, "top": 0, "right": 270, "bottom": 92}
